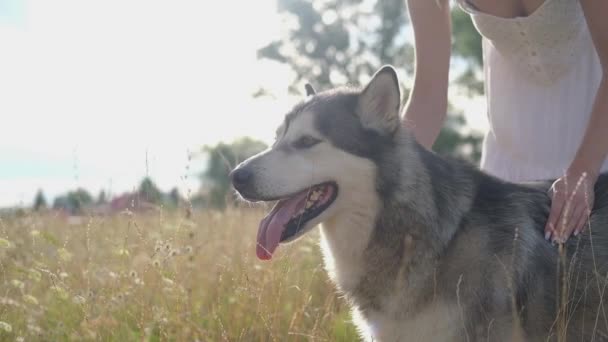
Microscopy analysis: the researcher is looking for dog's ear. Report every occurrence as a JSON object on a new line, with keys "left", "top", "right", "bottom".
{"left": 305, "top": 83, "right": 316, "bottom": 97}
{"left": 357, "top": 65, "right": 401, "bottom": 135}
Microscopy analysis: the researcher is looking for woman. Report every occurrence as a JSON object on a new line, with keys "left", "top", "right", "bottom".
{"left": 404, "top": 0, "right": 608, "bottom": 243}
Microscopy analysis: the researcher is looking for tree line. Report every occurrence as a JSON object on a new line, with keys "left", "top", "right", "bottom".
{"left": 32, "top": 177, "right": 183, "bottom": 214}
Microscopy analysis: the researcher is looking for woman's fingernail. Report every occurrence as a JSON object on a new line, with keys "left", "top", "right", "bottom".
{"left": 574, "top": 230, "right": 579, "bottom": 236}
{"left": 545, "top": 231, "right": 551, "bottom": 240}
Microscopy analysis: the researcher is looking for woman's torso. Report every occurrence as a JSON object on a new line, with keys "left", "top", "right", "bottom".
{"left": 456, "top": 0, "right": 607, "bottom": 182}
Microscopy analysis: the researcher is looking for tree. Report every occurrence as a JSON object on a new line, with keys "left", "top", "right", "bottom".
{"left": 257, "top": 0, "right": 411, "bottom": 92}
{"left": 97, "top": 190, "right": 107, "bottom": 205}
{"left": 53, "top": 196, "right": 68, "bottom": 211}
{"left": 68, "top": 188, "right": 93, "bottom": 214}
{"left": 33, "top": 190, "right": 47, "bottom": 211}
{"left": 201, "top": 137, "right": 267, "bottom": 209}
{"left": 432, "top": 112, "right": 482, "bottom": 161}
{"left": 53, "top": 188, "right": 94, "bottom": 214}
{"left": 451, "top": 9, "right": 483, "bottom": 96}
{"left": 168, "top": 187, "right": 182, "bottom": 207}
{"left": 257, "top": 0, "right": 483, "bottom": 162}
{"left": 451, "top": 9, "right": 482, "bottom": 67}
{"left": 138, "top": 177, "right": 162, "bottom": 204}
{"left": 70, "top": 189, "right": 93, "bottom": 206}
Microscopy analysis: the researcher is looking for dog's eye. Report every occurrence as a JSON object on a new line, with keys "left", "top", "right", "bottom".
{"left": 293, "top": 135, "right": 321, "bottom": 149}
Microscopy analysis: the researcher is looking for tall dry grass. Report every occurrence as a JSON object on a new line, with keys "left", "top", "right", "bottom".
{"left": 0, "top": 208, "right": 358, "bottom": 341}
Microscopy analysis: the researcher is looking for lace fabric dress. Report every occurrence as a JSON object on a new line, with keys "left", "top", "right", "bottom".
{"left": 456, "top": 0, "right": 607, "bottom": 182}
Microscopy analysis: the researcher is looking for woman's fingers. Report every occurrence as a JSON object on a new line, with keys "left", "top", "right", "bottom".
{"left": 545, "top": 190, "right": 565, "bottom": 241}
{"left": 556, "top": 203, "right": 585, "bottom": 242}
{"left": 573, "top": 207, "right": 591, "bottom": 237}
{"left": 545, "top": 173, "right": 595, "bottom": 244}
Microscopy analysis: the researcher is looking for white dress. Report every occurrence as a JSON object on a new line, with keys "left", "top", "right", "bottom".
{"left": 457, "top": 0, "right": 608, "bottom": 182}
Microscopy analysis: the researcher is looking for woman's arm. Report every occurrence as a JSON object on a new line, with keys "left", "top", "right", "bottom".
{"left": 571, "top": 0, "right": 608, "bottom": 178}
{"left": 403, "top": 0, "right": 452, "bottom": 149}
{"left": 545, "top": 0, "right": 608, "bottom": 242}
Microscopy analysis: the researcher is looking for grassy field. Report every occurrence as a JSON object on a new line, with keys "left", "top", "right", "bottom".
{"left": 0, "top": 208, "right": 359, "bottom": 341}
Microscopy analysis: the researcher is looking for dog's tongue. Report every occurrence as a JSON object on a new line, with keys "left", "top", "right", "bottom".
{"left": 257, "top": 191, "right": 308, "bottom": 260}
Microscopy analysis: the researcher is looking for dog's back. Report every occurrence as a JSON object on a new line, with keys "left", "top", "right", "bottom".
{"left": 340, "top": 142, "right": 608, "bottom": 341}
{"left": 422, "top": 152, "right": 608, "bottom": 341}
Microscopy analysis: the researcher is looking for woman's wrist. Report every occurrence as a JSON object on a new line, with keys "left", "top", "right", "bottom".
{"left": 566, "top": 159, "right": 600, "bottom": 184}
{"left": 402, "top": 100, "right": 446, "bottom": 149}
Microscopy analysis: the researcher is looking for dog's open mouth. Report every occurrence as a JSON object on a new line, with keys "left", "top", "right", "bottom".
{"left": 257, "top": 182, "right": 338, "bottom": 260}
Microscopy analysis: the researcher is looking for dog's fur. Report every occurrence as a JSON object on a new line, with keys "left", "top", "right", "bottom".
{"left": 231, "top": 66, "right": 608, "bottom": 341}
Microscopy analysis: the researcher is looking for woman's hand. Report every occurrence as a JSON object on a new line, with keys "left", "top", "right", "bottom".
{"left": 544, "top": 171, "right": 596, "bottom": 243}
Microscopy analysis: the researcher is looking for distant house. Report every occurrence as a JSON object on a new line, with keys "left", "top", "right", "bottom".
{"left": 50, "top": 177, "right": 174, "bottom": 217}
{"left": 50, "top": 191, "right": 157, "bottom": 217}
{"left": 109, "top": 192, "right": 157, "bottom": 214}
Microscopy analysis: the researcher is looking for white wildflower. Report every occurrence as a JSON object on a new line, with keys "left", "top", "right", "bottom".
{"left": 0, "top": 321, "right": 12, "bottom": 333}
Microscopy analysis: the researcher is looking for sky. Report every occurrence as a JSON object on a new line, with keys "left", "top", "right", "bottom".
{"left": 0, "top": 0, "right": 487, "bottom": 208}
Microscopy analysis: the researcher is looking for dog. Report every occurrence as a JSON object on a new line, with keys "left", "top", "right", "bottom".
{"left": 230, "top": 66, "right": 608, "bottom": 341}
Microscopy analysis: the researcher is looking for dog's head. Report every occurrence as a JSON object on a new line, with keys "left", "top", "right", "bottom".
{"left": 231, "top": 66, "right": 402, "bottom": 260}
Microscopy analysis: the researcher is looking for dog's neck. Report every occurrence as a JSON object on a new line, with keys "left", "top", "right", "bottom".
{"left": 319, "top": 129, "right": 467, "bottom": 315}
{"left": 320, "top": 155, "right": 381, "bottom": 293}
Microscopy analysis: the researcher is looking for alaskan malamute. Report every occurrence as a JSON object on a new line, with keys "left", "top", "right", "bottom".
{"left": 231, "top": 66, "right": 608, "bottom": 341}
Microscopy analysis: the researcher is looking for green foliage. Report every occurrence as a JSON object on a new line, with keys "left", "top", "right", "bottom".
{"left": 258, "top": 0, "right": 412, "bottom": 91}
{"left": 53, "top": 188, "right": 93, "bottom": 214}
{"left": 258, "top": 0, "right": 483, "bottom": 162}
{"left": 432, "top": 113, "right": 482, "bottom": 161}
{"left": 455, "top": 67, "right": 484, "bottom": 96}
{"left": 201, "top": 137, "right": 267, "bottom": 209}
{"left": 138, "top": 177, "right": 162, "bottom": 204}
{"left": 451, "top": 9, "right": 482, "bottom": 67}
{"left": 97, "top": 190, "right": 107, "bottom": 205}
{"left": 451, "top": 8, "right": 484, "bottom": 96}
{"left": 33, "top": 190, "right": 47, "bottom": 211}
{"left": 167, "top": 187, "right": 181, "bottom": 208}
{"left": 70, "top": 189, "right": 93, "bottom": 208}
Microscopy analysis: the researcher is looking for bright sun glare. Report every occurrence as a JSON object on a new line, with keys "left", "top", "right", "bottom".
{"left": 0, "top": 0, "right": 298, "bottom": 207}
{"left": 0, "top": 0, "right": 487, "bottom": 207}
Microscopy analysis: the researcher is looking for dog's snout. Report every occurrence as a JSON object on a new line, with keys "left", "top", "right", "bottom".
{"left": 230, "top": 167, "right": 253, "bottom": 189}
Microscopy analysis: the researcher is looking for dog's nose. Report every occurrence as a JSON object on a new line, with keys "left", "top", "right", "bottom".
{"left": 230, "top": 168, "right": 252, "bottom": 189}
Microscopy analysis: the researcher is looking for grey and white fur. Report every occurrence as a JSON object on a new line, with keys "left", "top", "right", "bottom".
{"left": 231, "top": 66, "right": 608, "bottom": 341}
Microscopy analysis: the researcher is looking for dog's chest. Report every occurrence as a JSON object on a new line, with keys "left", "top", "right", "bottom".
{"left": 319, "top": 215, "right": 461, "bottom": 342}
{"left": 319, "top": 216, "right": 375, "bottom": 292}
{"left": 355, "top": 302, "right": 459, "bottom": 342}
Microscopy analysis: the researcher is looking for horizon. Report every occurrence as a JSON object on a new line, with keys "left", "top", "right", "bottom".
{"left": 0, "top": 0, "right": 487, "bottom": 208}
